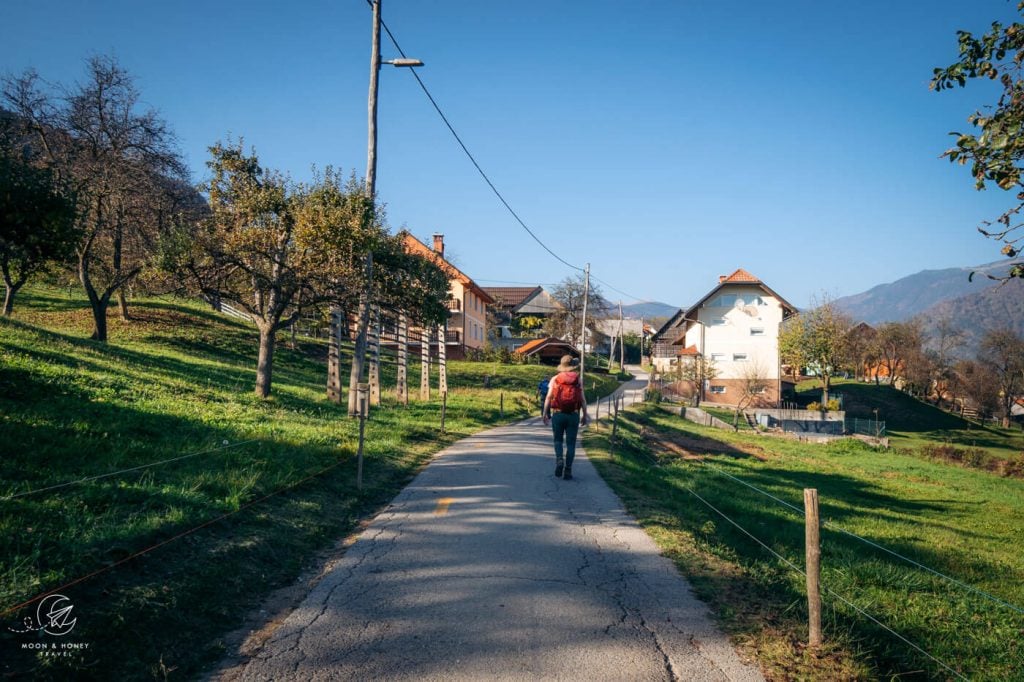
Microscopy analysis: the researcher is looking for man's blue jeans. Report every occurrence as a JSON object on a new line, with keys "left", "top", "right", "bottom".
{"left": 550, "top": 411, "right": 580, "bottom": 467}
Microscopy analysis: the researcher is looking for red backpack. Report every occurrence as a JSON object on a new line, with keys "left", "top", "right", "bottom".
{"left": 550, "top": 372, "right": 583, "bottom": 413}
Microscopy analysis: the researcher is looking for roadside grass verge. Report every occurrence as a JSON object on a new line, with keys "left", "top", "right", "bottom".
{"left": 585, "top": 404, "right": 1024, "bottom": 681}
{"left": 0, "top": 286, "right": 619, "bottom": 680}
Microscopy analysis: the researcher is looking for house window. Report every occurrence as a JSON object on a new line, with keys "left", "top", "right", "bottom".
{"left": 750, "top": 327, "right": 764, "bottom": 336}
{"left": 710, "top": 353, "right": 725, "bottom": 363}
{"left": 709, "top": 294, "right": 765, "bottom": 308}
{"left": 710, "top": 385, "right": 726, "bottom": 394}
{"left": 751, "top": 386, "right": 767, "bottom": 394}
{"left": 710, "top": 317, "right": 726, "bottom": 326}
{"left": 733, "top": 353, "right": 748, "bottom": 362}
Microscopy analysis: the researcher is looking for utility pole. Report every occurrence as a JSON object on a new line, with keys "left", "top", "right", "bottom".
{"left": 618, "top": 299, "right": 624, "bottom": 370}
{"left": 348, "top": 0, "right": 383, "bottom": 416}
{"left": 366, "top": 0, "right": 381, "bottom": 197}
{"left": 579, "top": 263, "right": 590, "bottom": 389}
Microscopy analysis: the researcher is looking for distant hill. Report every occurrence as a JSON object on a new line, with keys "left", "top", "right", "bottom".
{"left": 621, "top": 301, "right": 678, "bottom": 319}
{"left": 833, "top": 259, "right": 1022, "bottom": 325}
{"left": 918, "top": 277, "right": 1024, "bottom": 354}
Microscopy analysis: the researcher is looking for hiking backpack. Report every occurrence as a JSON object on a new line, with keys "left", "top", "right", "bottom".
{"left": 550, "top": 372, "right": 583, "bottom": 413}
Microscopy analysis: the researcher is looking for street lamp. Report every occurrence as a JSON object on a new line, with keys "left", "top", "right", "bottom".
{"left": 347, "top": 0, "right": 424, "bottom": 415}
{"left": 384, "top": 58, "right": 424, "bottom": 67}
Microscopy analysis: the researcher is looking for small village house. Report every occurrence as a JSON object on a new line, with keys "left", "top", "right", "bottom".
{"left": 401, "top": 233, "right": 494, "bottom": 359}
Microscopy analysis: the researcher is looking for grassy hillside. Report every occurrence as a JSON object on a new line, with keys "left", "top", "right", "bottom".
{"left": 586, "top": 405, "right": 1024, "bottom": 680}
{"left": 798, "top": 379, "right": 1024, "bottom": 468}
{"left": 0, "top": 286, "right": 621, "bottom": 680}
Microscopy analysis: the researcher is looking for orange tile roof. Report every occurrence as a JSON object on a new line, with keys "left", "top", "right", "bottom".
{"left": 515, "top": 337, "right": 548, "bottom": 355}
{"left": 724, "top": 268, "right": 760, "bottom": 283}
{"left": 676, "top": 344, "right": 700, "bottom": 356}
{"left": 513, "top": 337, "right": 578, "bottom": 356}
{"left": 402, "top": 233, "right": 494, "bottom": 304}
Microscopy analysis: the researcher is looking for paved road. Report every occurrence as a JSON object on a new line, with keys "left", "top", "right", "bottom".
{"left": 230, "top": 368, "right": 762, "bottom": 681}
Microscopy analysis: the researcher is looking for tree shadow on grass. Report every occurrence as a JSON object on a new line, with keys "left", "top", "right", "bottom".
{"left": 595, "top": 409, "right": 1024, "bottom": 679}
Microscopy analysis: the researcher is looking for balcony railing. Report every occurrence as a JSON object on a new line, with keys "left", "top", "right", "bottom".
{"left": 446, "top": 298, "right": 461, "bottom": 311}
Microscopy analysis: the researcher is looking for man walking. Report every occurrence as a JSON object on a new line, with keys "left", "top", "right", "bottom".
{"left": 542, "top": 355, "right": 589, "bottom": 480}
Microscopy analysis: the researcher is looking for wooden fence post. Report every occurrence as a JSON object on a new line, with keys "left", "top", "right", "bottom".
{"left": 440, "top": 390, "right": 447, "bottom": 434}
{"left": 356, "top": 383, "right": 369, "bottom": 490}
{"left": 804, "top": 488, "right": 822, "bottom": 648}
{"left": 612, "top": 396, "right": 619, "bottom": 438}
{"left": 499, "top": 392, "right": 504, "bottom": 419}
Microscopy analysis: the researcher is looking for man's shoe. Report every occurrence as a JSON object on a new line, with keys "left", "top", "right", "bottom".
{"left": 554, "top": 463, "right": 564, "bottom": 477}
{"left": 563, "top": 467, "right": 573, "bottom": 480}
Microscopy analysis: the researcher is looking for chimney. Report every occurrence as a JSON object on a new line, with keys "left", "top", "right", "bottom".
{"left": 718, "top": 274, "right": 727, "bottom": 283}
{"left": 432, "top": 233, "right": 445, "bottom": 258}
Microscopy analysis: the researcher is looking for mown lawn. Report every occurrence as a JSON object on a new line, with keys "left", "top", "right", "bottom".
{"left": 0, "top": 286, "right": 620, "bottom": 680}
{"left": 586, "top": 404, "right": 1024, "bottom": 681}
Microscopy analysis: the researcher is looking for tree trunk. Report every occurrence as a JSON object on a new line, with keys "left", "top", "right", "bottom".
{"left": 3, "top": 281, "right": 22, "bottom": 316}
{"left": 117, "top": 289, "right": 130, "bottom": 320}
{"left": 89, "top": 298, "right": 109, "bottom": 341}
{"left": 255, "top": 324, "right": 276, "bottom": 398}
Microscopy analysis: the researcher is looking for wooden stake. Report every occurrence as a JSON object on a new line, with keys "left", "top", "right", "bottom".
{"left": 369, "top": 306, "right": 381, "bottom": 406}
{"left": 356, "top": 383, "right": 369, "bottom": 490}
{"left": 396, "top": 312, "right": 408, "bottom": 405}
{"left": 327, "top": 308, "right": 344, "bottom": 404}
{"left": 440, "top": 390, "right": 447, "bottom": 434}
{"left": 437, "top": 323, "right": 448, "bottom": 394}
{"left": 804, "top": 488, "right": 822, "bottom": 648}
{"left": 499, "top": 392, "right": 504, "bottom": 419}
{"left": 420, "top": 326, "right": 430, "bottom": 401}
{"left": 612, "top": 396, "right": 619, "bottom": 438}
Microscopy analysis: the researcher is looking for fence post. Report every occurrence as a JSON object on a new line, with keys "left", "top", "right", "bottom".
{"left": 612, "top": 396, "right": 619, "bottom": 438}
{"left": 440, "top": 390, "right": 447, "bottom": 434}
{"left": 500, "top": 392, "right": 504, "bottom": 419}
{"left": 804, "top": 488, "right": 822, "bottom": 648}
{"left": 356, "top": 383, "right": 369, "bottom": 490}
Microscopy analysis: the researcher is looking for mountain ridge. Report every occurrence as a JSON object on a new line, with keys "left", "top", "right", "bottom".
{"left": 833, "top": 259, "right": 1021, "bottom": 325}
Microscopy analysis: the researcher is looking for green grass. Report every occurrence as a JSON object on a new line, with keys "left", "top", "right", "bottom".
{"left": 0, "top": 285, "right": 620, "bottom": 680}
{"left": 798, "top": 379, "right": 1024, "bottom": 473}
{"left": 700, "top": 405, "right": 756, "bottom": 431}
{"left": 586, "top": 404, "right": 1024, "bottom": 681}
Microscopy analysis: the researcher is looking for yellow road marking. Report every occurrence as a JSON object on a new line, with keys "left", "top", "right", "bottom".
{"left": 434, "top": 497, "right": 454, "bottom": 516}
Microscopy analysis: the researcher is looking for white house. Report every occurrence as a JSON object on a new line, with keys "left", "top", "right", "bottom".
{"left": 651, "top": 269, "right": 796, "bottom": 406}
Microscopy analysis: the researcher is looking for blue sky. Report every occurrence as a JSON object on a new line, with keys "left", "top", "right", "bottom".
{"left": 2, "top": 0, "right": 1020, "bottom": 310}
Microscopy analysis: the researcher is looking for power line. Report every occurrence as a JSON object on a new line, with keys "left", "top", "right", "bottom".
{"left": 373, "top": 6, "right": 583, "bottom": 274}
{"left": 590, "top": 275, "right": 646, "bottom": 305}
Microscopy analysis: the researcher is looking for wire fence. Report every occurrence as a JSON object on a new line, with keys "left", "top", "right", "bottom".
{"left": 594, "top": 393, "right": 1021, "bottom": 677}
{"left": 847, "top": 417, "right": 887, "bottom": 438}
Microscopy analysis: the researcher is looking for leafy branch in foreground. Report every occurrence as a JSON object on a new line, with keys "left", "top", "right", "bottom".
{"left": 932, "top": 4, "right": 1024, "bottom": 280}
